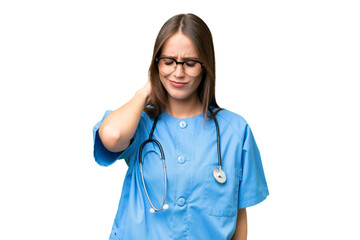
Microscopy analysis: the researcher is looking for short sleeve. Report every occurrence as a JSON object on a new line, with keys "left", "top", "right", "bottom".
{"left": 92, "top": 110, "right": 139, "bottom": 167}
{"left": 238, "top": 125, "right": 269, "bottom": 209}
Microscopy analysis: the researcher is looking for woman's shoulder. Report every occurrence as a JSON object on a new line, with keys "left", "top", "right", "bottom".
{"left": 215, "top": 108, "right": 248, "bottom": 127}
{"left": 213, "top": 108, "right": 250, "bottom": 139}
{"left": 139, "top": 109, "right": 155, "bottom": 130}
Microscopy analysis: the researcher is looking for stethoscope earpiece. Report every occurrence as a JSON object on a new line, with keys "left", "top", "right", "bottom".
{"left": 149, "top": 204, "right": 168, "bottom": 213}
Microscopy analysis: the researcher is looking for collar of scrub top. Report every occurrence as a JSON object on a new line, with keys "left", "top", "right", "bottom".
{"left": 138, "top": 107, "right": 226, "bottom": 213}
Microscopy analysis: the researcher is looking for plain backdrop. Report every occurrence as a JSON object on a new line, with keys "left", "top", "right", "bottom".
{"left": 1, "top": 0, "right": 359, "bottom": 239}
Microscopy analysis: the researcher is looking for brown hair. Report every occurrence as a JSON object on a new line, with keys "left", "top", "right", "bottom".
{"left": 145, "top": 13, "right": 220, "bottom": 119}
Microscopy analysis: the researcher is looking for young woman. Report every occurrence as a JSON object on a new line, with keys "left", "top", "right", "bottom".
{"left": 93, "top": 13, "right": 269, "bottom": 240}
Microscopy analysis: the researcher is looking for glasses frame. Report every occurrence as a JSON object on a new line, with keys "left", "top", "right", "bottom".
{"left": 155, "top": 57, "right": 204, "bottom": 76}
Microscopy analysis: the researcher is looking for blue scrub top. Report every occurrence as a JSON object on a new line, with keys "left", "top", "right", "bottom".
{"left": 93, "top": 108, "right": 269, "bottom": 240}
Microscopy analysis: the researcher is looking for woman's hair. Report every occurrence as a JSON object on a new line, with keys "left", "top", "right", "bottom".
{"left": 145, "top": 13, "right": 220, "bottom": 119}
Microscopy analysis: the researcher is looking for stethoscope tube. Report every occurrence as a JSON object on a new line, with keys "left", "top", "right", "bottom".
{"left": 209, "top": 108, "right": 227, "bottom": 184}
{"left": 138, "top": 117, "right": 168, "bottom": 213}
{"left": 209, "top": 108, "right": 222, "bottom": 169}
{"left": 138, "top": 108, "right": 226, "bottom": 213}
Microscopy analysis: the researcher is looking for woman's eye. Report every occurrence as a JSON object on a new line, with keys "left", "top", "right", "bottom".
{"left": 185, "top": 61, "right": 197, "bottom": 67}
{"left": 163, "top": 59, "right": 174, "bottom": 65}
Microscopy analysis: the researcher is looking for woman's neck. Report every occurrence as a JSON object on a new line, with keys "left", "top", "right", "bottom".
{"left": 165, "top": 95, "right": 202, "bottom": 119}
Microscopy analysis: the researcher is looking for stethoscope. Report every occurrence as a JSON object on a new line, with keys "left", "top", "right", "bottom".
{"left": 138, "top": 109, "right": 226, "bottom": 213}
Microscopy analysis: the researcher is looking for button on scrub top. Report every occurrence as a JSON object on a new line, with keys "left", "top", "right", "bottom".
{"left": 93, "top": 109, "right": 269, "bottom": 240}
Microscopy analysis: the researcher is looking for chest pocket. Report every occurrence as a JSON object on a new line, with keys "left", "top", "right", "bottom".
{"left": 202, "top": 165, "right": 242, "bottom": 217}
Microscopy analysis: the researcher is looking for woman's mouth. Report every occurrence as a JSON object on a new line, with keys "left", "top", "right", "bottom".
{"left": 169, "top": 80, "right": 187, "bottom": 88}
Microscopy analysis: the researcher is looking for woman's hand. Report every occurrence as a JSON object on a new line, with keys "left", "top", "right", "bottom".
{"left": 99, "top": 80, "right": 153, "bottom": 152}
{"left": 137, "top": 80, "right": 153, "bottom": 106}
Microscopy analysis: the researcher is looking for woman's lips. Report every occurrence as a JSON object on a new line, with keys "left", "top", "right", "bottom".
{"left": 169, "top": 80, "right": 187, "bottom": 88}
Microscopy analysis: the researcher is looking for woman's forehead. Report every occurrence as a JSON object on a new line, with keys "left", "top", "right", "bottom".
{"left": 161, "top": 32, "right": 199, "bottom": 58}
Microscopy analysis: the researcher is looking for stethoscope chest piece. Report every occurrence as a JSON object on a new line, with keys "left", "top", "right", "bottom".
{"left": 213, "top": 167, "right": 227, "bottom": 184}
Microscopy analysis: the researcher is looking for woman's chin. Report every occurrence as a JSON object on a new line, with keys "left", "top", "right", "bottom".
{"left": 167, "top": 93, "right": 189, "bottom": 101}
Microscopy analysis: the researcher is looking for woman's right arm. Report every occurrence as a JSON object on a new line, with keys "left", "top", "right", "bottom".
{"left": 98, "top": 81, "right": 152, "bottom": 152}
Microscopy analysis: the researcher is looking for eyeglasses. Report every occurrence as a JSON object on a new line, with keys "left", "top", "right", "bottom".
{"left": 155, "top": 57, "right": 203, "bottom": 77}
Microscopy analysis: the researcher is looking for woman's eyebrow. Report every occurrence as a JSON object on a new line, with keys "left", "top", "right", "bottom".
{"left": 182, "top": 57, "right": 200, "bottom": 60}
{"left": 160, "top": 55, "right": 200, "bottom": 60}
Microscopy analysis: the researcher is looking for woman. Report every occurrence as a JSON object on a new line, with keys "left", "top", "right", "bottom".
{"left": 93, "top": 13, "right": 269, "bottom": 240}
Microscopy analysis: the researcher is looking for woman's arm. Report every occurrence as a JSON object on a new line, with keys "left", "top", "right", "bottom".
{"left": 98, "top": 81, "right": 152, "bottom": 152}
{"left": 232, "top": 208, "right": 247, "bottom": 240}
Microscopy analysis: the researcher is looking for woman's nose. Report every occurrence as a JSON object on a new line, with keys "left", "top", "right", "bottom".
{"left": 173, "top": 63, "right": 185, "bottom": 77}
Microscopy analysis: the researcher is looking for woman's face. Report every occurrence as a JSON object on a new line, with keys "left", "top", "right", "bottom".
{"left": 158, "top": 32, "right": 202, "bottom": 102}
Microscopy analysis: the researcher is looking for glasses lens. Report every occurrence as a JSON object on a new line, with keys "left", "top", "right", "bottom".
{"left": 183, "top": 61, "right": 202, "bottom": 76}
{"left": 158, "top": 58, "right": 175, "bottom": 75}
